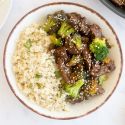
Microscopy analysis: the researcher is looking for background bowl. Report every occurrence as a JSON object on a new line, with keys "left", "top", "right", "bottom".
{"left": 100, "top": 0, "right": 125, "bottom": 18}
{"left": 0, "top": 0, "right": 13, "bottom": 30}
{"left": 3, "top": 2, "right": 123, "bottom": 120}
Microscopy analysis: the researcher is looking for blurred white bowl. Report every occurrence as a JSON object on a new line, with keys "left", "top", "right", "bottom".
{"left": 0, "top": 0, "right": 13, "bottom": 30}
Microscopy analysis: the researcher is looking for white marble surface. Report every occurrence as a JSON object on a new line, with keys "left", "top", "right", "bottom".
{"left": 0, "top": 0, "right": 125, "bottom": 125}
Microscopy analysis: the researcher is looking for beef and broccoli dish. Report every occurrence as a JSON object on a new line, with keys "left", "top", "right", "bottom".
{"left": 42, "top": 10, "right": 116, "bottom": 104}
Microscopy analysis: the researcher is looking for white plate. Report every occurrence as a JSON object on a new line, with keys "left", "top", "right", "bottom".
{"left": 3, "top": 2, "right": 123, "bottom": 120}
{"left": 0, "top": 0, "right": 13, "bottom": 29}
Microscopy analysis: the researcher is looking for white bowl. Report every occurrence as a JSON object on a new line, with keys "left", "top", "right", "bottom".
{"left": 0, "top": 0, "right": 13, "bottom": 30}
{"left": 3, "top": 2, "right": 123, "bottom": 120}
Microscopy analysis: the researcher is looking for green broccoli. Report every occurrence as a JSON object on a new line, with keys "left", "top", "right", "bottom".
{"left": 64, "top": 79, "right": 84, "bottom": 98}
{"left": 58, "top": 22, "right": 75, "bottom": 38}
{"left": 43, "top": 16, "right": 56, "bottom": 32}
{"left": 49, "top": 34, "right": 62, "bottom": 46}
{"left": 99, "top": 75, "right": 108, "bottom": 85}
{"left": 66, "top": 55, "right": 81, "bottom": 66}
{"left": 24, "top": 39, "right": 32, "bottom": 50}
{"left": 72, "top": 34, "right": 82, "bottom": 49}
{"left": 90, "top": 38, "right": 109, "bottom": 61}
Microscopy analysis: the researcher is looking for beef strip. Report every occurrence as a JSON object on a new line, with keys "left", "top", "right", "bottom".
{"left": 54, "top": 47, "right": 69, "bottom": 62}
{"left": 89, "top": 24, "right": 102, "bottom": 38}
{"left": 67, "top": 13, "right": 90, "bottom": 35}
{"left": 53, "top": 10, "right": 68, "bottom": 22}
{"left": 81, "top": 44, "right": 92, "bottom": 70}
{"left": 90, "top": 61, "right": 101, "bottom": 76}
{"left": 56, "top": 58, "right": 71, "bottom": 83}
{"left": 91, "top": 60, "right": 116, "bottom": 77}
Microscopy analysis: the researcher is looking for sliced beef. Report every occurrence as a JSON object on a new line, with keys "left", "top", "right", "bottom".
{"left": 89, "top": 24, "right": 102, "bottom": 38}
{"left": 67, "top": 13, "right": 90, "bottom": 35}
{"left": 56, "top": 58, "right": 71, "bottom": 83}
{"left": 79, "top": 17, "right": 90, "bottom": 35}
{"left": 53, "top": 10, "right": 68, "bottom": 22}
{"left": 66, "top": 45, "right": 80, "bottom": 55}
{"left": 91, "top": 60, "right": 116, "bottom": 77}
{"left": 91, "top": 61, "right": 101, "bottom": 76}
{"left": 70, "top": 64, "right": 84, "bottom": 83}
{"left": 82, "top": 36, "right": 89, "bottom": 44}
{"left": 65, "top": 36, "right": 80, "bottom": 54}
{"left": 54, "top": 47, "right": 69, "bottom": 62}
{"left": 81, "top": 44, "right": 92, "bottom": 70}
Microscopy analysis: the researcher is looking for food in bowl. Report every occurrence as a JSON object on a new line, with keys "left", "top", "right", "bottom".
{"left": 12, "top": 10, "right": 116, "bottom": 111}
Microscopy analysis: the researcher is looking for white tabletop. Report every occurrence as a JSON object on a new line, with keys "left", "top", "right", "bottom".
{"left": 0, "top": 0, "right": 125, "bottom": 125}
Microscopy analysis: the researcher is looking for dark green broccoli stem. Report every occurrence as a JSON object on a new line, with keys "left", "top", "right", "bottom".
{"left": 64, "top": 79, "right": 84, "bottom": 98}
{"left": 58, "top": 22, "right": 75, "bottom": 38}
{"left": 89, "top": 38, "right": 109, "bottom": 61}
{"left": 72, "top": 34, "right": 82, "bottom": 49}
{"left": 49, "top": 34, "right": 62, "bottom": 46}
{"left": 43, "top": 16, "right": 56, "bottom": 32}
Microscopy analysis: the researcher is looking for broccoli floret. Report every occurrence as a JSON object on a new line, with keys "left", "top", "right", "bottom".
{"left": 58, "top": 22, "right": 75, "bottom": 38}
{"left": 99, "top": 75, "right": 108, "bottom": 85}
{"left": 66, "top": 55, "right": 81, "bottom": 66}
{"left": 72, "top": 34, "right": 82, "bottom": 49}
{"left": 64, "top": 79, "right": 84, "bottom": 98}
{"left": 43, "top": 16, "right": 56, "bottom": 32}
{"left": 90, "top": 38, "right": 109, "bottom": 61}
{"left": 49, "top": 34, "right": 62, "bottom": 46}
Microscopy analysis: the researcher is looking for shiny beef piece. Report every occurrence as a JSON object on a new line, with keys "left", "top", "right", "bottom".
{"left": 90, "top": 61, "right": 101, "bottom": 77}
{"left": 70, "top": 64, "right": 84, "bottom": 83}
{"left": 56, "top": 58, "right": 71, "bottom": 83}
{"left": 91, "top": 60, "right": 116, "bottom": 77}
{"left": 89, "top": 24, "right": 102, "bottom": 38}
{"left": 81, "top": 44, "right": 92, "bottom": 70}
{"left": 65, "top": 37, "right": 81, "bottom": 54}
{"left": 54, "top": 47, "right": 69, "bottom": 62}
{"left": 82, "top": 36, "right": 89, "bottom": 44}
{"left": 53, "top": 10, "right": 68, "bottom": 22}
{"left": 67, "top": 13, "right": 90, "bottom": 35}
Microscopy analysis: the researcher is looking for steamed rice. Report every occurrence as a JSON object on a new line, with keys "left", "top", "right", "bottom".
{"left": 12, "top": 23, "right": 67, "bottom": 111}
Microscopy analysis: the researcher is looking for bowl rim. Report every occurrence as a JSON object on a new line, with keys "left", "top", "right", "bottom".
{"left": 3, "top": 2, "right": 123, "bottom": 120}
